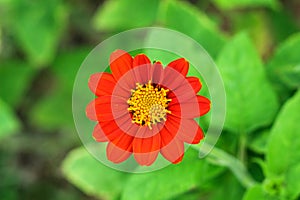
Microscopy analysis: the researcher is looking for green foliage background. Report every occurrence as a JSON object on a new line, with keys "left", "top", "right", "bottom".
{"left": 0, "top": 0, "right": 300, "bottom": 199}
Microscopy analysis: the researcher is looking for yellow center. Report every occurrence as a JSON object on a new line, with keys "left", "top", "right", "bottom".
{"left": 127, "top": 81, "right": 171, "bottom": 129}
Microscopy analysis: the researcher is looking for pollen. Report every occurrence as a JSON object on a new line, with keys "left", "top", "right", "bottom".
{"left": 127, "top": 80, "right": 171, "bottom": 129}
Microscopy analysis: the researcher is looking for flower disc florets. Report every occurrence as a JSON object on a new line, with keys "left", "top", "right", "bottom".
{"left": 127, "top": 80, "right": 171, "bottom": 129}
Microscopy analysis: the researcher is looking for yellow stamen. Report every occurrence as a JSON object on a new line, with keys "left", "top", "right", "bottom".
{"left": 127, "top": 80, "right": 171, "bottom": 129}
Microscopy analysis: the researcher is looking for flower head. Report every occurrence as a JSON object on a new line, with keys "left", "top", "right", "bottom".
{"left": 86, "top": 50, "right": 211, "bottom": 166}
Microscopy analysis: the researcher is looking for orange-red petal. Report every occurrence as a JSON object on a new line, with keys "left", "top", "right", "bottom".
{"left": 161, "top": 137, "right": 184, "bottom": 164}
{"left": 96, "top": 119, "right": 129, "bottom": 142}
{"left": 167, "top": 58, "right": 189, "bottom": 77}
{"left": 164, "top": 115, "right": 203, "bottom": 144}
{"left": 197, "top": 95, "right": 211, "bottom": 116}
{"left": 151, "top": 61, "right": 164, "bottom": 84}
{"left": 175, "top": 118, "right": 204, "bottom": 144}
{"left": 160, "top": 117, "right": 180, "bottom": 147}
{"left": 110, "top": 49, "right": 133, "bottom": 81}
{"left": 92, "top": 123, "right": 108, "bottom": 142}
{"left": 88, "top": 72, "right": 116, "bottom": 96}
{"left": 107, "top": 142, "right": 132, "bottom": 163}
{"left": 110, "top": 131, "right": 134, "bottom": 151}
{"left": 187, "top": 76, "right": 202, "bottom": 94}
{"left": 86, "top": 96, "right": 127, "bottom": 122}
{"left": 133, "top": 133, "right": 161, "bottom": 166}
{"left": 132, "top": 54, "right": 151, "bottom": 84}
{"left": 168, "top": 95, "right": 211, "bottom": 118}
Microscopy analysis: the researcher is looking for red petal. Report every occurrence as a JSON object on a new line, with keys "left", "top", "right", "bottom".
{"left": 161, "top": 137, "right": 184, "bottom": 164}
{"left": 151, "top": 61, "right": 164, "bottom": 84}
{"left": 86, "top": 99, "right": 98, "bottom": 121}
{"left": 169, "top": 102, "right": 198, "bottom": 118}
{"left": 173, "top": 154, "right": 184, "bottom": 164}
{"left": 88, "top": 72, "right": 116, "bottom": 96}
{"left": 105, "top": 120, "right": 134, "bottom": 163}
{"left": 107, "top": 142, "right": 132, "bottom": 163}
{"left": 187, "top": 77, "right": 202, "bottom": 94}
{"left": 168, "top": 95, "right": 211, "bottom": 118}
{"left": 97, "top": 119, "right": 126, "bottom": 142}
{"left": 110, "top": 131, "right": 134, "bottom": 151}
{"left": 133, "top": 133, "right": 161, "bottom": 166}
{"left": 159, "top": 117, "right": 180, "bottom": 148}
{"left": 132, "top": 54, "right": 151, "bottom": 84}
{"left": 175, "top": 118, "right": 204, "bottom": 144}
{"left": 161, "top": 65, "right": 186, "bottom": 91}
{"left": 133, "top": 131, "right": 161, "bottom": 153}
{"left": 197, "top": 95, "right": 211, "bottom": 116}
{"left": 110, "top": 49, "right": 133, "bottom": 81}
{"left": 86, "top": 96, "right": 127, "bottom": 122}
{"left": 167, "top": 58, "right": 189, "bottom": 77}
{"left": 92, "top": 123, "right": 108, "bottom": 142}
{"left": 164, "top": 75, "right": 196, "bottom": 102}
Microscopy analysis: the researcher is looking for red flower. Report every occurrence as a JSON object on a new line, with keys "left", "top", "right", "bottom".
{"left": 86, "top": 50, "right": 210, "bottom": 166}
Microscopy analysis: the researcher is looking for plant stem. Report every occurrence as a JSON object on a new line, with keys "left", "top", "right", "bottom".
{"left": 192, "top": 144, "right": 257, "bottom": 189}
{"left": 238, "top": 133, "right": 247, "bottom": 164}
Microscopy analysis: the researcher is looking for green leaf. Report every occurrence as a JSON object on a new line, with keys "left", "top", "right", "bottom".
{"left": 255, "top": 92, "right": 300, "bottom": 200}
{"left": 217, "top": 32, "right": 279, "bottom": 134}
{"left": 266, "top": 90, "right": 300, "bottom": 174}
{"left": 0, "top": 98, "right": 20, "bottom": 140}
{"left": 159, "top": 0, "right": 227, "bottom": 58}
{"left": 0, "top": 60, "right": 36, "bottom": 107}
{"left": 93, "top": 0, "right": 159, "bottom": 31}
{"left": 51, "top": 47, "right": 91, "bottom": 88}
{"left": 4, "top": 0, "right": 68, "bottom": 66}
{"left": 243, "top": 185, "right": 267, "bottom": 200}
{"left": 285, "top": 164, "right": 300, "bottom": 199}
{"left": 267, "top": 33, "right": 300, "bottom": 89}
{"left": 29, "top": 47, "right": 90, "bottom": 130}
{"left": 62, "top": 147, "right": 129, "bottom": 200}
{"left": 230, "top": 11, "right": 274, "bottom": 57}
{"left": 170, "top": 191, "right": 202, "bottom": 200}
{"left": 212, "top": 0, "right": 280, "bottom": 10}
{"left": 29, "top": 87, "right": 74, "bottom": 131}
{"left": 268, "top": 10, "right": 299, "bottom": 44}
{"left": 0, "top": 153, "right": 20, "bottom": 200}
{"left": 121, "top": 149, "right": 223, "bottom": 200}
{"left": 208, "top": 173, "right": 245, "bottom": 200}
{"left": 248, "top": 130, "right": 269, "bottom": 154}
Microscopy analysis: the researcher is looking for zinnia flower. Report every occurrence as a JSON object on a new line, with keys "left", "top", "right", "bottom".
{"left": 86, "top": 50, "right": 210, "bottom": 166}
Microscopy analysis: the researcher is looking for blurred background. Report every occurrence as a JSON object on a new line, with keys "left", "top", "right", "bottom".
{"left": 0, "top": 0, "right": 300, "bottom": 199}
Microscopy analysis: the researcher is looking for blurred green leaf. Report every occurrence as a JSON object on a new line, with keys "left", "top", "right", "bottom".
{"left": 0, "top": 60, "right": 36, "bottom": 107}
{"left": 93, "top": 0, "right": 159, "bottom": 31}
{"left": 51, "top": 47, "right": 91, "bottom": 88}
{"left": 261, "top": 89, "right": 300, "bottom": 199}
{"left": 29, "top": 47, "right": 90, "bottom": 130}
{"left": 268, "top": 10, "right": 299, "bottom": 44}
{"left": 122, "top": 149, "right": 223, "bottom": 200}
{"left": 209, "top": 173, "right": 245, "bottom": 200}
{"left": 160, "top": 0, "right": 227, "bottom": 58}
{"left": 243, "top": 185, "right": 268, "bottom": 200}
{"left": 230, "top": 11, "right": 273, "bottom": 57}
{"left": 3, "top": 0, "right": 68, "bottom": 66}
{"left": 29, "top": 87, "right": 73, "bottom": 131}
{"left": 62, "top": 147, "right": 129, "bottom": 200}
{"left": 267, "top": 33, "right": 300, "bottom": 89}
{"left": 266, "top": 90, "right": 300, "bottom": 174}
{"left": 217, "top": 32, "right": 279, "bottom": 134}
{"left": 212, "top": 0, "right": 280, "bottom": 10}
{"left": 0, "top": 98, "right": 20, "bottom": 140}
{"left": 170, "top": 191, "right": 202, "bottom": 200}
{"left": 285, "top": 164, "right": 300, "bottom": 199}
{"left": 248, "top": 130, "right": 269, "bottom": 154}
{"left": 0, "top": 156, "right": 19, "bottom": 200}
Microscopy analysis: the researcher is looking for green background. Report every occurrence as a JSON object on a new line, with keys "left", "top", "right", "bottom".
{"left": 0, "top": 0, "right": 300, "bottom": 199}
